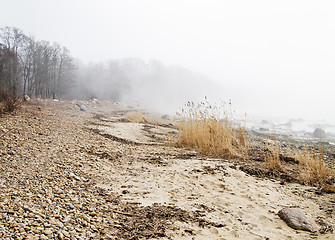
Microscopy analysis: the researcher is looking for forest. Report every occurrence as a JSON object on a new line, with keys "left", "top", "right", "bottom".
{"left": 0, "top": 27, "right": 218, "bottom": 111}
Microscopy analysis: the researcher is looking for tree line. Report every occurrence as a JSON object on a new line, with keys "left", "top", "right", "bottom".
{"left": 0, "top": 27, "right": 74, "bottom": 99}
{"left": 0, "top": 26, "right": 220, "bottom": 109}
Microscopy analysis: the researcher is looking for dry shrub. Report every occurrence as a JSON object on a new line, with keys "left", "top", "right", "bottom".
{"left": 125, "top": 111, "right": 148, "bottom": 123}
{"left": 0, "top": 87, "right": 21, "bottom": 113}
{"left": 296, "top": 143, "right": 335, "bottom": 186}
{"left": 238, "top": 126, "right": 247, "bottom": 148}
{"left": 176, "top": 100, "right": 247, "bottom": 159}
{"left": 264, "top": 138, "right": 282, "bottom": 171}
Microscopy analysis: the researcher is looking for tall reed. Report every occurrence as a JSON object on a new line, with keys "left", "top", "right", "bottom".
{"left": 176, "top": 100, "right": 247, "bottom": 159}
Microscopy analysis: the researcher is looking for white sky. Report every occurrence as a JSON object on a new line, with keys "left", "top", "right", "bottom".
{"left": 1, "top": 0, "right": 334, "bottom": 122}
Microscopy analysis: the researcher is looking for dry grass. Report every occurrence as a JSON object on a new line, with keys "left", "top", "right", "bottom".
{"left": 125, "top": 111, "right": 149, "bottom": 124}
{"left": 176, "top": 100, "right": 247, "bottom": 159}
{"left": 296, "top": 143, "right": 335, "bottom": 186}
{"left": 264, "top": 138, "right": 282, "bottom": 171}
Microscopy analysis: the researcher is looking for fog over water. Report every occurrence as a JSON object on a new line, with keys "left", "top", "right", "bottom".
{"left": 1, "top": 0, "right": 334, "bottom": 124}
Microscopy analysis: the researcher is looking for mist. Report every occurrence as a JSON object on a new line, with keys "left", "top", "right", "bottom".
{"left": 70, "top": 58, "right": 224, "bottom": 114}
{"left": 0, "top": 0, "right": 335, "bottom": 123}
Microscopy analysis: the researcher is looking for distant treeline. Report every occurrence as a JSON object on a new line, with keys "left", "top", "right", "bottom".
{"left": 0, "top": 27, "right": 73, "bottom": 98}
{"left": 0, "top": 27, "right": 219, "bottom": 105}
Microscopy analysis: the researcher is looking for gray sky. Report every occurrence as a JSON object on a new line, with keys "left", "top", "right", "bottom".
{"left": 1, "top": 0, "right": 334, "bottom": 122}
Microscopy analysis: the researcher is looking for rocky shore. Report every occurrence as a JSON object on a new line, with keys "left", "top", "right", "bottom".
{"left": 0, "top": 100, "right": 334, "bottom": 239}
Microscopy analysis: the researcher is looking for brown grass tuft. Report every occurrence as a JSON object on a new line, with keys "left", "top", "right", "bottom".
{"left": 264, "top": 138, "right": 282, "bottom": 171}
{"left": 125, "top": 111, "right": 149, "bottom": 124}
{"left": 176, "top": 100, "right": 247, "bottom": 159}
{"left": 296, "top": 143, "right": 335, "bottom": 186}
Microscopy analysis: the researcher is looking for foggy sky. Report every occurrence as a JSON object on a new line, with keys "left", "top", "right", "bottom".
{"left": 1, "top": 0, "right": 334, "bottom": 122}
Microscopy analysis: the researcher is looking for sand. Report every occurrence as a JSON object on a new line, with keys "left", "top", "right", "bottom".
{"left": 83, "top": 100, "right": 334, "bottom": 240}
{"left": 1, "top": 99, "right": 334, "bottom": 240}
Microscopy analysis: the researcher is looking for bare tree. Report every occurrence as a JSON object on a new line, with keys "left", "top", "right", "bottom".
{"left": 0, "top": 43, "right": 21, "bottom": 95}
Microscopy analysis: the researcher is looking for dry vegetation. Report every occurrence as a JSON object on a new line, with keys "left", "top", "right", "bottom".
{"left": 176, "top": 100, "right": 247, "bottom": 159}
{"left": 125, "top": 110, "right": 149, "bottom": 123}
{"left": 296, "top": 143, "right": 335, "bottom": 186}
{"left": 264, "top": 138, "right": 282, "bottom": 171}
{"left": 176, "top": 100, "right": 335, "bottom": 187}
{"left": 0, "top": 87, "right": 21, "bottom": 113}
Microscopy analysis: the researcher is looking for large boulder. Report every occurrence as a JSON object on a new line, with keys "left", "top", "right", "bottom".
{"left": 313, "top": 128, "right": 326, "bottom": 138}
{"left": 278, "top": 208, "right": 313, "bottom": 232}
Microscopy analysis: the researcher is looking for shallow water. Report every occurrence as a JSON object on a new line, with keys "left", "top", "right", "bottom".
{"left": 235, "top": 116, "right": 335, "bottom": 144}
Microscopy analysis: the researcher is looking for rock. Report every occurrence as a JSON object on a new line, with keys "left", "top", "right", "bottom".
{"left": 24, "top": 95, "right": 30, "bottom": 101}
{"left": 68, "top": 172, "right": 81, "bottom": 181}
{"left": 313, "top": 128, "right": 326, "bottom": 138}
{"left": 58, "top": 232, "right": 64, "bottom": 240}
{"left": 321, "top": 184, "right": 335, "bottom": 193}
{"left": 278, "top": 208, "right": 313, "bottom": 232}
{"left": 100, "top": 229, "right": 107, "bottom": 234}
{"left": 63, "top": 216, "right": 71, "bottom": 222}
{"left": 61, "top": 230, "right": 70, "bottom": 237}
{"left": 170, "top": 130, "right": 179, "bottom": 135}
{"left": 23, "top": 206, "right": 32, "bottom": 212}
{"left": 122, "top": 190, "right": 129, "bottom": 194}
{"left": 40, "top": 234, "right": 48, "bottom": 240}
{"left": 80, "top": 105, "right": 87, "bottom": 111}
{"left": 56, "top": 221, "right": 64, "bottom": 228}
{"left": 43, "top": 229, "right": 53, "bottom": 235}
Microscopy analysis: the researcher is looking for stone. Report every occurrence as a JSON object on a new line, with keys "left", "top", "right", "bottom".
{"left": 61, "top": 230, "right": 70, "bottom": 236}
{"left": 24, "top": 95, "right": 30, "bottom": 101}
{"left": 313, "top": 128, "right": 326, "bottom": 138}
{"left": 43, "top": 229, "right": 53, "bottom": 235}
{"left": 58, "top": 232, "right": 64, "bottom": 240}
{"left": 69, "top": 172, "right": 81, "bottom": 181}
{"left": 40, "top": 234, "right": 48, "bottom": 240}
{"left": 80, "top": 105, "right": 87, "bottom": 111}
{"left": 56, "top": 221, "right": 64, "bottom": 228}
{"left": 170, "top": 130, "right": 179, "bottom": 135}
{"left": 277, "top": 208, "right": 313, "bottom": 232}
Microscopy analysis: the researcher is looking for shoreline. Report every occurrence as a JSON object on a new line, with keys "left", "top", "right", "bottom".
{"left": 0, "top": 99, "right": 334, "bottom": 239}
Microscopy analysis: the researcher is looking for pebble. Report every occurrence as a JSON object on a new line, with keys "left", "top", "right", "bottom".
{"left": 40, "top": 234, "right": 48, "bottom": 240}
{"left": 43, "top": 229, "right": 53, "bottom": 235}
{"left": 58, "top": 232, "right": 64, "bottom": 239}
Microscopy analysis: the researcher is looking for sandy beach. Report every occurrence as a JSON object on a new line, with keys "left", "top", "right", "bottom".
{"left": 0, "top": 99, "right": 334, "bottom": 240}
